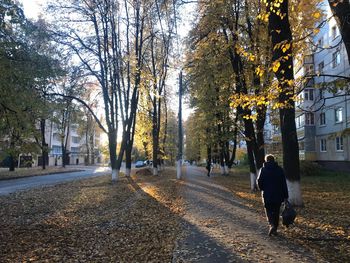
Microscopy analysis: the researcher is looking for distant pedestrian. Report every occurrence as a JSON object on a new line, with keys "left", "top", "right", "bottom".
{"left": 257, "top": 154, "right": 289, "bottom": 236}
{"left": 206, "top": 160, "right": 212, "bottom": 177}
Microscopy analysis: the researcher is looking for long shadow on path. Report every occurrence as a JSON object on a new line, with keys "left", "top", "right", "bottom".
{"left": 172, "top": 166, "right": 322, "bottom": 263}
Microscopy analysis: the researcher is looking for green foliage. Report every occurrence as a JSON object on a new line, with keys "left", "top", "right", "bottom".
{"left": 185, "top": 112, "right": 203, "bottom": 162}
{"left": 0, "top": 1, "right": 63, "bottom": 169}
{"left": 299, "top": 161, "right": 322, "bottom": 176}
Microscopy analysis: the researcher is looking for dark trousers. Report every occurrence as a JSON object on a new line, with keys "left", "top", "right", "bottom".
{"left": 264, "top": 202, "right": 281, "bottom": 229}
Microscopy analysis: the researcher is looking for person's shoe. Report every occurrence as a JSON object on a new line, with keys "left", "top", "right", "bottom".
{"left": 268, "top": 226, "right": 277, "bottom": 236}
{"left": 272, "top": 228, "right": 278, "bottom": 236}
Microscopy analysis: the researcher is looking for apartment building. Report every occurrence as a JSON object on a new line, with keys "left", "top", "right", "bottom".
{"left": 294, "top": 2, "right": 350, "bottom": 168}
{"left": 44, "top": 121, "right": 102, "bottom": 167}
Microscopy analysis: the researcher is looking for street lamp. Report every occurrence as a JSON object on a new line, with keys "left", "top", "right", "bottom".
{"left": 177, "top": 70, "right": 183, "bottom": 179}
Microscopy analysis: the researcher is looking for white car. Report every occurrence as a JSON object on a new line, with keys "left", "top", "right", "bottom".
{"left": 135, "top": 161, "right": 145, "bottom": 168}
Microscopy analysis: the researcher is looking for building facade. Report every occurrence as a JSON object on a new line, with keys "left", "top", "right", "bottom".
{"left": 294, "top": 2, "right": 350, "bottom": 167}
{"left": 43, "top": 121, "right": 102, "bottom": 167}
{"left": 16, "top": 120, "right": 103, "bottom": 168}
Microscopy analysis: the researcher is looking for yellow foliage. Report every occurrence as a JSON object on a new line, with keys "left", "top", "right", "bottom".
{"left": 312, "top": 11, "right": 321, "bottom": 19}
{"left": 272, "top": 61, "right": 281, "bottom": 73}
{"left": 282, "top": 43, "right": 291, "bottom": 53}
{"left": 255, "top": 66, "right": 264, "bottom": 77}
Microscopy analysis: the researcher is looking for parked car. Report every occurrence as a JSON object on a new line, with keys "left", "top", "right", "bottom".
{"left": 144, "top": 160, "right": 153, "bottom": 166}
{"left": 135, "top": 160, "right": 146, "bottom": 168}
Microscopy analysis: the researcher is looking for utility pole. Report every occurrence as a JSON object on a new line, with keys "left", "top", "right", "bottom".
{"left": 177, "top": 70, "right": 183, "bottom": 179}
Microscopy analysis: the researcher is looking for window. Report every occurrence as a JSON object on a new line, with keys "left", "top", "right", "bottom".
{"left": 335, "top": 108, "right": 343, "bottom": 123}
{"left": 51, "top": 145, "right": 62, "bottom": 155}
{"left": 296, "top": 115, "right": 305, "bottom": 128}
{"left": 320, "top": 112, "right": 326, "bottom": 125}
{"left": 72, "top": 136, "right": 80, "bottom": 144}
{"left": 332, "top": 51, "right": 340, "bottom": 68}
{"left": 296, "top": 94, "right": 303, "bottom": 106}
{"left": 320, "top": 139, "right": 327, "bottom": 152}
{"left": 305, "top": 64, "right": 314, "bottom": 75}
{"left": 331, "top": 26, "right": 337, "bottom": 39}
{"left": 53, "top": 133, "right": 61, "bottom": 141}
{"left": 304, "top": 89, "right": 314, "bottom": 101}
{"left": 335, "top": 137, "right": 344, "bottom": 151}
{"left": 305, "top": 113, "right": 315, "bottom": 125}
{"left": 71, "top": 124, "right": 78, "bottom": 133}
{"left": 318, "top": 61, "right": 324, "bottom": 74}
{"left": 71, "top": 147, "right": 80, "bottom": 153}
{"left": 303, "top": 55, "right": 313, "bottom": 64}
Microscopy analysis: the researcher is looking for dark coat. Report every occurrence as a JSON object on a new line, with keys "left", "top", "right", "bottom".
{"left": 257, "top": 161, "right": 289, "bottom": 204}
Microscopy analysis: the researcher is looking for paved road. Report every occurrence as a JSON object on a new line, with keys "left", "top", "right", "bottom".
{"left": 173, "top": 166, "right": 323, "bottom": 263}
{"left": 0, "top": 166, "right": 111, "bottom": 196}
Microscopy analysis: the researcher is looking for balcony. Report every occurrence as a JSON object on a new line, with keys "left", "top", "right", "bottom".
{"left": 303, "top": 64, "right": 315, "bottom": 77}
{"left": 303, "top": 55, "right": 314, "bottom": 65}
{"left": 295, "top": 54, "right": 315, "bottom": 79}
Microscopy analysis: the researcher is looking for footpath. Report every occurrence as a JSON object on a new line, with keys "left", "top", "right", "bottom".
{"left": 172, "top": 166, "right": 326, "bottom": 263}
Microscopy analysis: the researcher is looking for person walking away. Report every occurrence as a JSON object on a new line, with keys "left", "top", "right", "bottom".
{"left": 257, "top": 154, "right": 288, "bottom": 236}
{"left": 206, "top": 160, "right": 211, "bottom": 177}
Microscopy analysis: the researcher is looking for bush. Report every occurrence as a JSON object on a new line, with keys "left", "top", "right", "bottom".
{"left": 300, "top": 161, "right": 322, "bottom": 176}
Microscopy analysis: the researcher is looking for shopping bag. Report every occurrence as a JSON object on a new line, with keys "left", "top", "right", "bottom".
{"left": 281, "top": 201, "right": 297, "bottom": 227}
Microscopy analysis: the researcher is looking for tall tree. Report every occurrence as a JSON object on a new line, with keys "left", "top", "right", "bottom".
{"left": 136, "top": 0, "right": 178, "bottom": 175}
{"left": 186, "top": 0, "right": 270, "bottom": 186}
{"left": 48, "top": 0, "right": 136, "bottom": 180}
{"left": 267, "top": 0, "right": 302, "bottom": 205}
{"left": 48, "top": 0, "right": 180, "bottom": 180}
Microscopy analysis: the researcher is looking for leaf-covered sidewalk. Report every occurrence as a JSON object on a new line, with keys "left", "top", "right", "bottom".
{"left": 0, "top": 169, "right": 183, "bottom": 262}
{"left": 173, "top": 166, "right": 324, "bottom": 263}
{"left": 1, "top": 166, "right": 348, "bottom": 262}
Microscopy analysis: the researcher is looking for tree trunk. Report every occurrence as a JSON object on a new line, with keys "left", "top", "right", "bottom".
{"left": 219, "top": 144, "right": 225, "bottom": 175}
{"left": 143, "top": 141, "right": 149, "bottom": 160}
{"left": 255, "top": 107, "right": 266, "bottom": 170}
{"left": 9, "top": 150, "right": 15, "bottom": 172}
{"left": 152, "top": 99, "right": 159, "bottom": 176}
{"left": 152, "top": 136, "right": 159, "bottom": 175}
{"left": 162, "top": 94, "right": 169, "bottom": 168}
{"left": 242, "top": 113, "right": 259, "bottom": 191}
{"left": 85, "top": 129, "right": 90, "bottom": 165}
{"left": 246, "top": 132, "right": 258, "bottom": 191}
{"left": 206, "top": 145, "right": 212, "bottom": 176}
{"left": 90, "top": 131, "right": 95, "bottom": 165}
{"left": 116, "top": 130, "right": 126, "bottom": 178}
{"left": 61, "top": 144, "right": 66, "bottom": 168}
{"left": 328, "top": 0, "right": 350, "bottom": 63}
{"left": 125, "top": 142, "right": 132, "bottom": 177}
{"left": 224, "top": 141, "right": 230, "bottom": 174}
{"left": 268, "top": 0, "right": 302, "bottom": 205}
{"left": 40, "top": 119, "right": 47, "bottom": 170}
{"left": 228, "top": 116, "right": 239, "bottom": 168}
{"left": 108, "top": 130, "right": 118, "bottom": 181}
{"left": 222, "top": 25, "right": 259, "bottom": 188}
